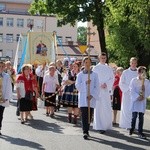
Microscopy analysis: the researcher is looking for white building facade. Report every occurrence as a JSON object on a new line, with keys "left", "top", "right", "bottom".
{"left": 0, "top": 0, "right": 77, "bottom": 63}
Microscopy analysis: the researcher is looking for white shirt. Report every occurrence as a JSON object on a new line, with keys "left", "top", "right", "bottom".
{"left": 43, "top": 74, "right": 59, "bottom": 93}
{"left": 35, "top": 65, "right": 48, "bottom": 77}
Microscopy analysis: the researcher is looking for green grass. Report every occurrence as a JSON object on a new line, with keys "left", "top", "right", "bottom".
{"left": 147, "top": 98, "right": 150, "bottom": 110}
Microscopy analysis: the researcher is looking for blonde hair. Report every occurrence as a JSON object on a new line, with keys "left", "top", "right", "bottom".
{"left": 5, "top": 61, "right": 11, "bottom": 65}
{"left": 49, "top": 62, "right": 56, "bottom": 67}
{"left": 116, "top": 67, "right": 124, "bottom": 74}
{"left": 130, "top": 57, "right": 137, "bottom": 63}
{"left": 27, "top": 64, "right": 32, "bottom": 70}
{"left": 21, "top": 64, "right": 30, "bottom": 72}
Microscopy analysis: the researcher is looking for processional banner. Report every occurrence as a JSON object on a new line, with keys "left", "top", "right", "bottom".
{"left": 25, "top": 32, "right": 55, "bottom": 64}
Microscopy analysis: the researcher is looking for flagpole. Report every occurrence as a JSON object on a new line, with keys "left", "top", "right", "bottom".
{"left": 13, "top": 34, "right": 21, "bottom": 74}
{"left": 53, "top": 31, "right": 57, "bottom": 64}
{"left": 87, "top": 27, "right": 95, "bottom": 124}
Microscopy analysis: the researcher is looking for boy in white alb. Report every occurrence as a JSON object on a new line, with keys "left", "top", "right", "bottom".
{"left": 75, "top": 57, "right": 99, "bottom": 139}
{"left": 129, "top": 66, "right": 150, "bottom": 139}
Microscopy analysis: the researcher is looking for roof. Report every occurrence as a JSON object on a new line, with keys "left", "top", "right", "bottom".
{"left": 56, "top": 45, "right": 99, "bottom": 59}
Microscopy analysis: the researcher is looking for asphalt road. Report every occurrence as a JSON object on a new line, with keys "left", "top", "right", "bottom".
{"left": 0, "top": 98, "right": 150, "bottom": 150}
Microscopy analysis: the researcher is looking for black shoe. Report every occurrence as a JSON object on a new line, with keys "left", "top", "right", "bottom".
{"left": 138, "top": 133, "right": 146, "bottom": 139}
{"left": 87, "top": 132, "right": 90, "bottom": 137}
{"left": 83, "top": 133, "right": 88, "bottom": 140}
{"left": 68, "top": 114, "right": 72, "bottom": 123}
{"left": 73, "top": 117, "right": 77, "bottom": 124}
{"left": 46, "top": 113, "right": 49, "bottom": 116}
{"left": 99, "top": 130, "right": 105, "bottom": 134}
{"left": 21, "top": 120, "right": 24, "bottom": 124}
{"left": 129, "top": 129, "right": 133, "bottom": 135}
{"left": 50, "top": 113, "right": 54, "bottom": 118}
{"left": 0, "top": 132, "right": 2, "bottom": 135}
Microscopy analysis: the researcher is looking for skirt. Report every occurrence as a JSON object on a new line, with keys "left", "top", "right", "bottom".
{"left": 112, "top": 87, "right": 121, "bottom": 110}
{"left": 60, "top": 84, "right": 78, "bottom": 107}
{"left": 44, "top": 92, "right": 56, "bottom": 107}
{"left": 32, "top": 96, "right": 38, "bottom": 111}
{"left": 19, "top": 98, "right": 32, "bottom": 112}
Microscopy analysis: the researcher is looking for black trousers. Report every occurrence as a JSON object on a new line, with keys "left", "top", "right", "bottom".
{"left": 80, "top": 107, "right": 94, "bottom": 134}
{"left": 0, "top": 105, "right": 5, "bottom": 130}
{"left": 131, "top": 112, "right": 144, "bottom": 134}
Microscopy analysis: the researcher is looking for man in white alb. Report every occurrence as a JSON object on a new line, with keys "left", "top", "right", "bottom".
{"left": 93, "top": 52, "right": 114, "bottom": 134}
{"left": 119, "top": 57, "right": 138, "bottom": 129}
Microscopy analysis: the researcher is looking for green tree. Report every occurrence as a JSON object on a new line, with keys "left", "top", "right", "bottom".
{"left": 105, "top": 0, "right": 150, "bottom": 68}
{"left": 77, "top": 26, "right": 87, "bottom": 45}
{"left": 29, "top": 0, "right": 107, "bottom": 55}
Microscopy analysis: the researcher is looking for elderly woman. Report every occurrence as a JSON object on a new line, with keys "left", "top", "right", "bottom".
{"left": 42, "top": 66, "right": 59, "bottom": 117}
{"left": 16, "top": 64, "right": 34, "bottom": 124}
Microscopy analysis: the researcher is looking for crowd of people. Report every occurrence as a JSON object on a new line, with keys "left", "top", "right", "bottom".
{"left": 0, "top": 53, "right": 150, "bottom": 140}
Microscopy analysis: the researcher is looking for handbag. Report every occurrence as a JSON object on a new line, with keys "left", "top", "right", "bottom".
{"left": 25, "top": 90, "right": 33, "bottom": 101}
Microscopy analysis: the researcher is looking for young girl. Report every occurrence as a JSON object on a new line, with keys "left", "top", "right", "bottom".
{"left": 60, "top": 62, "right": 80, "bottom": 124}
{"left": 112, "top": 67, "right": 123, "bottom": 125}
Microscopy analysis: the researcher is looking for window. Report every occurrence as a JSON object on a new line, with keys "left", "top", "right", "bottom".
{"left": 17, "top": 19, "right": 24, "bottom": 27}
{"left": 0, "top": 50, "right": 2, "bottom": 57}
{"left": 27, "top": 19, "right": 34, "bottom": 27}
{"left": 65, "top": 36, "right": 72, "bottom": 42}
{"left": 0, "top": 3, "right": 5, "bottom": 11}
{"left": 16, "top": 34, "right": 20, "bottom": 42}
{"left": 6, "top": 34, "right": 13, "bottom": 43}
{"left": 57, "top": 36, "right": 63, "bottom": 43}
{"left": 5, "top": 50, "right": 13, "bottom": 58}
{"left": 7, "top": 18, "right": 14, "bottom": 27}
{"left": 0, "top": 17, "right": 3, "bottom": 26}
{"left": 0, "top": 33, "right": 3, "bottom": 42}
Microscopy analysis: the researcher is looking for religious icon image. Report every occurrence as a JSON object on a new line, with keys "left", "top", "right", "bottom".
{"left": 36, "top": 41, "right": 47, "bottom": 56}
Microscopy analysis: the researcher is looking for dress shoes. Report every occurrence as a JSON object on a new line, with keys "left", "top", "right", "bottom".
{"left": 138, "top": 133, "right": 146, "bottom": 139}
{"left": 99, "top": 130, "right": 106, "bottom": 134}
{"left": 83, "top": 133, "right": 88, "bottom": 140}
{"left": 129, "top": 129, "right": 133, "bottom": 135}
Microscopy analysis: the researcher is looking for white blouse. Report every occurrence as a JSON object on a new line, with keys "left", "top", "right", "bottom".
{"left": 43, "top": 74, "right": 59, "bottom": 93}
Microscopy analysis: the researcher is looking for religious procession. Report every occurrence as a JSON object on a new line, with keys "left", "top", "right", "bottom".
{"left": 0, "top": 49, "right": 150, "bottom": 141}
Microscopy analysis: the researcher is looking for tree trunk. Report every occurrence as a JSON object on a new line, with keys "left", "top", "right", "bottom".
{"left": 97, "top": 25, "right": 107, "bottom": 55}
{"left": 94, "top": 0, "right": 108, "bottom": 61}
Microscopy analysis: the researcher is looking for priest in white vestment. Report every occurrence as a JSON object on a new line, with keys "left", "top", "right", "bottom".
{"left": 119, "top": 57, "right": 138, "bottom": 129}
{"left": 93, "top": 53, "right": 114, "bottom": 133}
